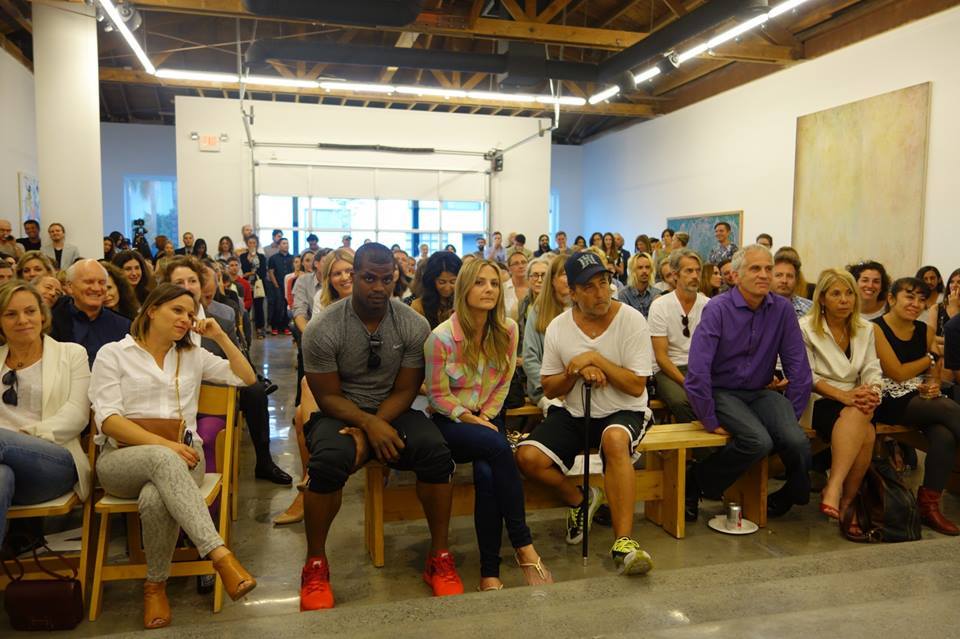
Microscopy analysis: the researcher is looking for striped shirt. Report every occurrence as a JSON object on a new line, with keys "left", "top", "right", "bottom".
{"left": 424, "top": 312, "right": 518, "bottom": 421}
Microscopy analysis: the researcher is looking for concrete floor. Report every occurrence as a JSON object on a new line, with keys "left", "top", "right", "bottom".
{"left": 3, "top": 334, "right": 959, "bottom": 637}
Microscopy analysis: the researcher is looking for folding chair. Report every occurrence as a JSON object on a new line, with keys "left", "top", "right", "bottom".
{"left": 88, "top": 385, "right": 238, "bottom": 621}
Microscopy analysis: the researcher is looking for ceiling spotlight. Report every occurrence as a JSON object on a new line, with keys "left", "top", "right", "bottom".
{"left": 96, "top": 0, "right": 142, "bottom": 33}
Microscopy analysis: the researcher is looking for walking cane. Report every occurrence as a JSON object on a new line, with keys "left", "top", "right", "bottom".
{"left": 581, "top": 381, "right": 593, "bottom": 566}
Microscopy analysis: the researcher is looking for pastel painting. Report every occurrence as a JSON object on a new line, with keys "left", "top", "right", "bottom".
{"left": 792, "top": 83, "right": 930, "bottom": 280}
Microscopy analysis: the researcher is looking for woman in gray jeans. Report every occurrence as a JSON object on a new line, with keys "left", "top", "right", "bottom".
{"left": 91, "top": 284, "right": 258, "bottom": 629}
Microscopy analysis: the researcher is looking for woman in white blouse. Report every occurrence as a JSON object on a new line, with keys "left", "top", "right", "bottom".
{"left": 0, "top": 281, "right": 90, "bottom": 550}
{"left": 90, "top": 283, "right": 258, "bottom": 629}
{"left": 800, "top": 269, "right": 881, "bottom": 529}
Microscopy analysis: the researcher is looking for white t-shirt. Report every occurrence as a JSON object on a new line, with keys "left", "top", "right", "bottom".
{"left": 0, "top": 360, "right": 42, "bottom": 431}
{"left": 541, "top": 304, "right": 653, "bottom": 418}
{"left": 647, "top": 291, "right": 710, "bottom": 369}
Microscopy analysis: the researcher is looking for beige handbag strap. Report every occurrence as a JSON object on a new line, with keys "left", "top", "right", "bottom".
{"left": 174, "top": 350, "right": 184, "bottom": 425}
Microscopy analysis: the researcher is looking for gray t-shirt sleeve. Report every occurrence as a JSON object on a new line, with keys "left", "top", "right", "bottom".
{"left": 302, "top": 307, "right": 339, "bottom": 374}
{"left": 397, "top": 302, "right": 430, "bottom": 369}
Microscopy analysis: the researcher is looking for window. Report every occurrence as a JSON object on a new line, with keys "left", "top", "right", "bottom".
{"left": 123, "top": 176, "right": 178, "bottom": 244}
{"left": 256, "top": 195, "right": 487, "bottom": 256}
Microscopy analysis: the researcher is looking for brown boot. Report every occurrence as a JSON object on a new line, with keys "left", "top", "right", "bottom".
{"left": 917, "top": 487, "right": 960, "bottom": 536}
{"left": 143, "top": 581, "right": 171, "bottom": 629}
{"left": 213, "top": 551, "right": 258, "bottom": 600}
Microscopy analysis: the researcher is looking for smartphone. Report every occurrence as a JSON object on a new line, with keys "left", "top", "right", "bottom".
{"left": 183, "top": 430, "right": 193, "bottom": 447}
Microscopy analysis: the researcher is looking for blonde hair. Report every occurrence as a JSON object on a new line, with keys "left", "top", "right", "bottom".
{"left": 453, "top": 259, "right": 512, "bottom": 373}
{"left": 319, "top": 248, "right": 355, "bottom": 308}
{"left": 626, "top": 252, "right": 654, "bottom": 289}
{"left": 16, "top": 251, "right": 56, "bottom": 279}
{"left": 584, "top": 246, "right": 609, "bottom": 267}
{"left": 808, "top": 268, "right": 862, "bottom": 338}
{"left": 535, "top": 254, "right": 570, "bottom": 334}
{"left": 0, "top": 281, "right": 51, "bottom": 344}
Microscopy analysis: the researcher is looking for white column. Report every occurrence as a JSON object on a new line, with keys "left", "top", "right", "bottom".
{"left": 33, "top": 0, "right": 103, "bottom": 262}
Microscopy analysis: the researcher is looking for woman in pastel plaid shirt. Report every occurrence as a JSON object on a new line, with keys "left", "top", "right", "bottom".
{"left": 424, "top": 258, "right": 553, "bottom": 592}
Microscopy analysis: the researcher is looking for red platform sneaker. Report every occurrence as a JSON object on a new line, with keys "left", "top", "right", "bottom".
{"left": 422, "top": 550, "right": 464, "bottom": 597}
{"left": 300, "top": 557, "right": 335, "bottom": 611}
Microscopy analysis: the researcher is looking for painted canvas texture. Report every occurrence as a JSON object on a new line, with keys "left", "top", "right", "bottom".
{"left": 665, "top": 211, "right": 742, "bottom": 263}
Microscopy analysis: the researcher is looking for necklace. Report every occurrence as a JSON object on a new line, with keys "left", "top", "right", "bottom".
{"left": 7, "top": 342, "right": 42, "bottom": 369}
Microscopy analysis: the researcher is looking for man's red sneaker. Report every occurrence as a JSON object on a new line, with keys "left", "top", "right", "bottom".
{"left": 422, "top": 551, "right": 464, "bottom": 597}
{"left": 300, "top": 557, "right": 335, "bottom": 611}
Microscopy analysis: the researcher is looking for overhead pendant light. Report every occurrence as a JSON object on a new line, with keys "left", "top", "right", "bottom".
{"left": 395, "top": 86, "right": 468, "bottom": 98}
{"left": 588, "top": 85, "right": 621, "bottom": 105}
{"left": 157, "top": 69, "right": 320, "bottom": 88}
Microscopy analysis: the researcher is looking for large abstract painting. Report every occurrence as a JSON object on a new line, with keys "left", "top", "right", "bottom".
{"left": 792, "top": 83, "right": 931, "bottom": 280}
{"left": 666, "top": 211, "right": 742, "bottom": 263}
{"left": 18, "top": 172, "right": 40, "bottom": 224}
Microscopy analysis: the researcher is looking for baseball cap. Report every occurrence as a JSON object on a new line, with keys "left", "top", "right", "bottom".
{"left": 565, "top": 251, "right": 608, "bottom": 287}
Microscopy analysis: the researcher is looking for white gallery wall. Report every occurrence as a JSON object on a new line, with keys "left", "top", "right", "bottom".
{"left": 175, "top": 96, "right": 551, "bottom": 245}
{"left": 576, "top": 5, "right": 960, "bottom": 276}
{"left": 0, "top": 48, "right": 37, "bottom": 228}
{"left": 550, "top": 144, "right": 584, "bottom": 237}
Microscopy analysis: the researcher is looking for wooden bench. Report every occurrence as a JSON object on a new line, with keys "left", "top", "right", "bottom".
{"left": 363, "top": 420, "right": 759, "bottom": 568}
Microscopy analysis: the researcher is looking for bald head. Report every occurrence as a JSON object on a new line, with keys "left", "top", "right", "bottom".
{"left": 0, "top": 219, "right": 12, "bottom": 239}
{"left": 66, "top": 258, "right": 107, "bottom": 283}
{"left": 66, "top": 259, "right": 108, "bottom": 317}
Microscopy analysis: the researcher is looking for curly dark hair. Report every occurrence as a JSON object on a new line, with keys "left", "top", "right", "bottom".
{"left": 847, "top": 260, "right": 891, "bottom": 302}
{"left": 420, "top": 251, "right": 462, "bottom": 329}
{"left": 112, "top": 250, "right": 156, "bottom": 305}
{"left": 100, "top": 260, "right": 140, "bottom": 319}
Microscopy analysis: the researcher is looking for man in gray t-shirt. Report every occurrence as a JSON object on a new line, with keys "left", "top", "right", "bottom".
{"left": 297, "top": 243, "right": 461, "bottom": 611}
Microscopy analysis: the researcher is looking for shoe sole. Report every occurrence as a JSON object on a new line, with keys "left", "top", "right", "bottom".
{"left": 617, "top": 550, "right": 654, "bottom": 576}
{"left": 565, "top": 488, "right": 604, "bottom": 545}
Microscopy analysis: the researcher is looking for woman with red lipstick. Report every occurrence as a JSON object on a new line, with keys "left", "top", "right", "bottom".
{"left": 91, "top": 283, "right": 259, "bottom": 629}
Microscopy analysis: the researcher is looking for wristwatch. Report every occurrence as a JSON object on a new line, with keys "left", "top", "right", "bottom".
{"left": 929, "top": 352, "right": 940, "bottom": 365}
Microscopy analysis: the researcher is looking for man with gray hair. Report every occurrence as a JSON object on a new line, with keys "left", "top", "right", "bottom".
{"left": 51, "top": 259, "right": 131, "bottom": 366}
{"left": 648, "top": 248, "right": 710, "bottom": 423}
{"left": 684, "top": 245, "right": 812, "bottom": 520}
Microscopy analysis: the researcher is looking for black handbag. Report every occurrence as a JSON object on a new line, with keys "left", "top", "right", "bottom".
{"left": 2, "top": 542, "right": 84, "bottom": 631}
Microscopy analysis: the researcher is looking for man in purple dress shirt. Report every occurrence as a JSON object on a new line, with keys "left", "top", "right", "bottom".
{"left": 684, "top": 245, "right": 813, "bottom": 520}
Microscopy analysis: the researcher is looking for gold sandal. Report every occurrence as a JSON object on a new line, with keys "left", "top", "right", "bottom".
{"left": 515, "top": 553, "right": 554, "bottom": 587}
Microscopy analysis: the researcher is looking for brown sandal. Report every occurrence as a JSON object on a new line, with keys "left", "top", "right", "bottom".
{"left": 143, "top": 580, "right": 171, "bottom": 629}
{"left": 213, "top": 552, "right": 257, "bottom": 600}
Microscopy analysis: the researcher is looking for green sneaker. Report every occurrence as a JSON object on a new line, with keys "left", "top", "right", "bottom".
{"left": 565, "top": 486, "right": 603, "bottom": 545}
{"left": 610, "top": 537, "right": 653, "bottom": 576}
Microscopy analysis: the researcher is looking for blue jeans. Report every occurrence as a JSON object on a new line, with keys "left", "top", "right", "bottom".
{"left": 0, "top": 429, "right": 78, "bottom": 546}
{"left": 696, "top": 389, "right": 811, "bottom": 505}
{"left": 433, "top": 414, "right": 533, "bottom": 578}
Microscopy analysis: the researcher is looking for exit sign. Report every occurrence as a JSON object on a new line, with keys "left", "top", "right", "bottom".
{"left": 198, "top": 134, "right": 221, "bottom": 152}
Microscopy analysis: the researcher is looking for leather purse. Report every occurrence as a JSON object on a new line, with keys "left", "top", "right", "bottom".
{"left": 1, "top": 543, "right": 84, "bottom": 631}
{"left": 122, "top": 351, "right": 186, "bottom": 446}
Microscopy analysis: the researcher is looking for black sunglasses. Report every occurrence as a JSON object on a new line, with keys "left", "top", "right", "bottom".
{"left": 681, "top": 314, "right": 690, "bottom": 338}
{"left": 367, "top": 334, "right": 383, "bottom": 370}
{"left": 2, "top": 369, "right": 17, "bottom": 407}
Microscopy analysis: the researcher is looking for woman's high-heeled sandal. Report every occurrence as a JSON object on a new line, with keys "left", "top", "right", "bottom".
{"left": 515, "top": 553, "right": 554, "bottom": 587}
{"left": 213, "top": 552, "right": 257, "bottom": 601}
{"left": 143, "top": 580, "right": 171, "bottom": 629}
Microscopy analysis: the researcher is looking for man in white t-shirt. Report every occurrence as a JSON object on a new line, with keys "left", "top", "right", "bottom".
{"left": 516, "top": 251, "right": 654, "bottom": 576}
{"left": 648, "top": 248, "right": 710, "bottom": 423}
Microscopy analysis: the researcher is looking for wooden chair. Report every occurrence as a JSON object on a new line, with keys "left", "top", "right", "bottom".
{"left": 87, "top": 385, "right": 238, "bottom": 621}
{"left": 229, "top": 403, "right": 243, "bottom": 522}
{"left": 0, "top": 431, "right": 96, "bottom": 602}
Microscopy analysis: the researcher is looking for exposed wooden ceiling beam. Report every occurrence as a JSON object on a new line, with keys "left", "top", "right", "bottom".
{"left": 500, "top": 0, "right": 527, "bottom": 21}
{"left": 0, "top": 0, "right": 31, "bottom": 32}
{"left": 128, "top": 0, "right": 648, "bottom": 50}
{"left": 99, "top": 66, "right": 658, "bottom": 117}
{"left": 705, "top": 41, "right": 801, "bottom": 65}
{"left": 535, "top": 0, "right": 575, "bottom": 24}
{"left": 599, "top": 0, "right": 645, "bottom": 28}
{"left": 661, "top": 0, "right": 687, "bottom": 18}
{"left": 0, "top": 31, "right": 30, "bottom": 69}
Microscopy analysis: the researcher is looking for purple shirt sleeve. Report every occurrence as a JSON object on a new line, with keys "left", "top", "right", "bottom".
{"left": 684, "top": 300, "right": 723, "bottom": 431}
{"left": 779, "top": 310, "right": 813, "bottom": 418}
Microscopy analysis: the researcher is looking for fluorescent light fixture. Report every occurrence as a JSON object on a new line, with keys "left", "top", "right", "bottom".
{"left": 768, "top": 0, "right": 813, "bottom": 19}
{"left": 536, "top": 95, "right": 587, "bottom": 106}
{"left": 94, "top": 0, "right": 155, "bottom": 74}
{"left": 633, "top": 66, "right": 661, "bottom": 84}
{"left": 707, "top": 14, "right": 769, "bottom": 48}
{"left": 676, "top": 42, "right": 710, "bottom": 65}
{"left": 395, "top": 86, "right": 468, "bottom": 98}
{"left": 319, "top": 81, "right": 396, "bottom": 94}
{"left": 246, "top": 75, "right": 320, "bottom": 88}
{"left": 466, "top": 91, "right": 537, "bottom": 103}
{"left": 588, "top": 85, "right": 621, "bottom": 105}
{"left": 156, "top": 69, "right": 237, "bottom": 83}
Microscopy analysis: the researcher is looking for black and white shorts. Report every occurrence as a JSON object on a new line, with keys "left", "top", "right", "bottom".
{"left": 517, "top": 406, "right": 651, "bottom": 473}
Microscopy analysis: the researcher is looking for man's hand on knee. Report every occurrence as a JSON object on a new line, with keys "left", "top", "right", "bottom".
{"left": 338, "top": 427, "right": 369, "bottom": 471}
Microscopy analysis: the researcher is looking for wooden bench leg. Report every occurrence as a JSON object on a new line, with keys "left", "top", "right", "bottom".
{"left": 644, "top": 452, "right": 663, "bottom": 527}
{"left": 89, "top": 512, "right": 110, "bottom": 622}
{"left": 725, "top": 457, "right": 768, "bottom": 528}
{"left": 364, "top": 465, "right": 385, "bottom": 568}
{"left": 659, "top": 449, "right": 686, "bottom": 539}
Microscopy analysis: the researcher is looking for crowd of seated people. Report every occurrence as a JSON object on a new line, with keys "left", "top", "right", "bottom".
{"left": 2, "top": 216, "right": 960, "bottom": 628}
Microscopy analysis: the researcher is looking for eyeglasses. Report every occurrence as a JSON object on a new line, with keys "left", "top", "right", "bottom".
{"left": 529, "top": 272, "right": 545, "bottom": 281}
{"left": 367, "top": 334, "right": 383, "bottom": 370}
{"left": 681, "top": 314, "right": 690, "bottom": 338}
{"left": 2, "top": 369, "right": 17, "bottom": 406}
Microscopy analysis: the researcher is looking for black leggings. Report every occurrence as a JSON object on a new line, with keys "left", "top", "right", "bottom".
{"left": 903, "top": 395, "right": 960, "bottom": 491}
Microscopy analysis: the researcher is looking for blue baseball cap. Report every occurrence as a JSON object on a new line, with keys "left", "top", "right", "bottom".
{"left": 565, "top": 251, "right": 608, "bottom": 287}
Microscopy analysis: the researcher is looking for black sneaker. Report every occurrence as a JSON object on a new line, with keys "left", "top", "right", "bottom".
{"left": 767, "top": 487, "right": 794, "bottom": 518}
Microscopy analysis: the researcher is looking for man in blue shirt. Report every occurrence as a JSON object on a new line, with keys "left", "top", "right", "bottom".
{"left": 50, "top": 259, "right": 130, "bottom": 367}
{"left": 707, "top": 222, "right": 738, "bottom": 266}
